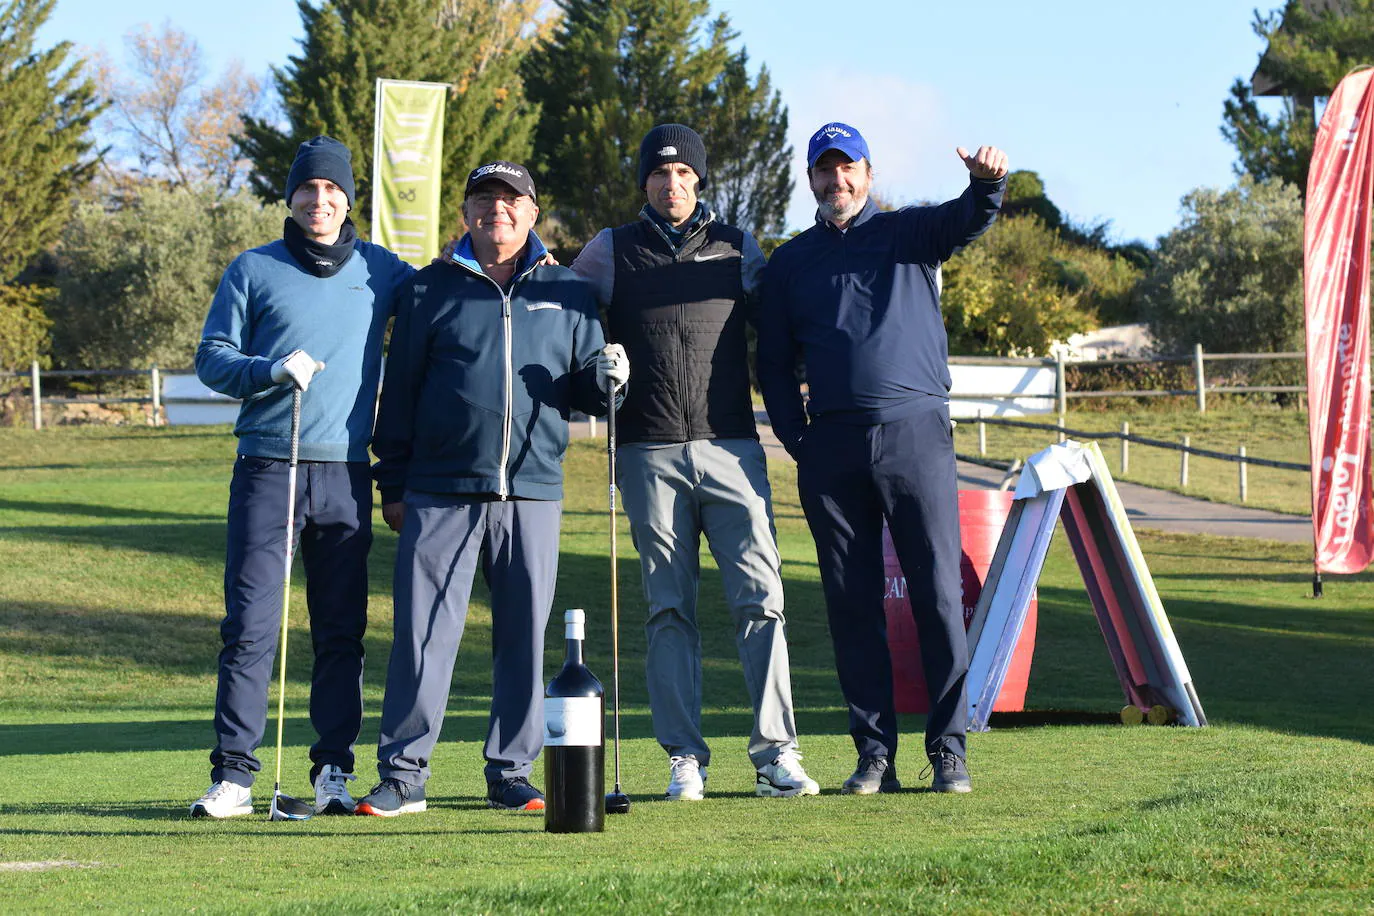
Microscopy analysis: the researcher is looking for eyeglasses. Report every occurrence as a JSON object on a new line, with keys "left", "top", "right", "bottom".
{"left": 468, "top": 192, "right": 532, "bottom": 210}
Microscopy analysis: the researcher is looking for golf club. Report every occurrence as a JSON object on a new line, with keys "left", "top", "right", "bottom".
{"left": 268, "top": 386, "right": 314, "bottom": 822}
{"left": 604, "top": 380, "right": 631, "bottom": 816}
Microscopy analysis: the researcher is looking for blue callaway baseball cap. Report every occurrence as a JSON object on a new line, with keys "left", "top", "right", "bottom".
{"left": 807, "top": 122, "right": 870, "bottom": 168}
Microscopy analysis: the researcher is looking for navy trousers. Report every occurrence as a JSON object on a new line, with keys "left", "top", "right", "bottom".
{"left": 376, "top": 493, "right": 561, "bottom": 787}
{"left": 796, "top": 404, "right": 968, "bottom": 764}
{"left": 210, "top": 456, "right": 372, "bottom": 787}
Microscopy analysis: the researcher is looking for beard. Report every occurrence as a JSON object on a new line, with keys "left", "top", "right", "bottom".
{"left": 814, "top": 187, "right": 868, "bottom": 224}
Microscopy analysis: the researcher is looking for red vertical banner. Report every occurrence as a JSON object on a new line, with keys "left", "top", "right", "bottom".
{"left": 1305, "top": 68, "right": 1374, "bottom": 575}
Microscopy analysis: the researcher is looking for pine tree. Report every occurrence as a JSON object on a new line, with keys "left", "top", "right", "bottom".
{"left": 522, "top": 0, "right": 792, "bottom": 245}
{"left": 239, "top": 0, "right": 544, "bottom": 237}
{"left": 1222, "top": 0, "right": 1374, "bottom": 195}
{"left": 0, "top": 0, "right": 102, "bottom": 282}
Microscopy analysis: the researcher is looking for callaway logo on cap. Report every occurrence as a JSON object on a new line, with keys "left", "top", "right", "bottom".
{"left": 465, "top": 159, "right": 538, "bottom": 200}
{"left": 806, "top": 121, "right": 870, "bottom": 168}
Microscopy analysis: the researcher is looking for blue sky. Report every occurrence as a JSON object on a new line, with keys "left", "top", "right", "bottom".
{"left": 40, "top": 0, "right": 1283, "bottom": 244}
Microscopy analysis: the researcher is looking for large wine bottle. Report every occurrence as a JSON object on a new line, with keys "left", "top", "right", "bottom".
{"left": 544, "top": 608, "right": 605, "bottom": 833}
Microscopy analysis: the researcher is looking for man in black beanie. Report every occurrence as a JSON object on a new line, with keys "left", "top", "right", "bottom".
{"left": 572, "top": 123, "right": 818, "bottom": 802}
{"left": 191, "top": 135, "right": 415, "bottom": 819}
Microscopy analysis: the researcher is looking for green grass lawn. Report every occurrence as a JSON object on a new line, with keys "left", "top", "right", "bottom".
{"left": 954, "top": 402, "right": 1311, "bottom": 516}
{"left": 1, "top": 424, "right": 1371, "bottom": 913}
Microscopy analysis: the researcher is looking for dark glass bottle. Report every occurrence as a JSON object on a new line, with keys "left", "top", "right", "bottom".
{"left": 544, "top": 608, "right": 605, "bottom": 833}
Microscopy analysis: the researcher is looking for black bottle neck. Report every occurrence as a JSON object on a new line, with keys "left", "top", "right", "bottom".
{"left": 564, "top": 636, "right": 584, "bottom": 667}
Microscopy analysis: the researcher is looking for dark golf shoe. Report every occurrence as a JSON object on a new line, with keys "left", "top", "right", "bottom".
{"left": 927, "top": 749, "right": 972, "bottom": 794}
{"left": 487, "top": 776, "right": 546, "bottom": 811}
{"left": 355, "top": 778, "right": 427, "bottom": 816}
{"left": 841, "top": 755, "right": 900, "bottom": 795}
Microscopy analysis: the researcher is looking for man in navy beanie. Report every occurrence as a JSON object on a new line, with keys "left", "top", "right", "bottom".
{"left": 572, "top": 123, "right": 819, "bottom": 802}
{"left": 189, "top": 135, "right": 414, "bottom": 818}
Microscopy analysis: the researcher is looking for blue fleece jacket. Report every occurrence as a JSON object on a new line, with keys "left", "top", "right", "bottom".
{"left": 195, "top": 239, "right": 414, "bottom": 462}
{"left": 757, "top": 178, "right": 1005, "bottom": 457}
{"left": 371, "top": 232, "right": 610, "bottom": 503}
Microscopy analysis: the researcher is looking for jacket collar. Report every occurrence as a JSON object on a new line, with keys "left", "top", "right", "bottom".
{"left": 814, "top": 196, "right": 879, "bottom": 233}
{"left": 449, "top": 229, "right": 550, "bottom": 280}
{"left": 639, "top": 202, "right": 715, "bottom": 250}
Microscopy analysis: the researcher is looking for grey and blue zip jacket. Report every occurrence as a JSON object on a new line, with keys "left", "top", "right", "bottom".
{"left": 372, "top": 231, "right": 611, "bottom": 504}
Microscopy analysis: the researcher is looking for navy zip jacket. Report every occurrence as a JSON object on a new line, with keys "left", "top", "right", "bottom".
{"left": 372, "top": 231, "right": 610, "bottom": 504}
{"left": 757, "top": 178, "right": 1005, "bottom": 457}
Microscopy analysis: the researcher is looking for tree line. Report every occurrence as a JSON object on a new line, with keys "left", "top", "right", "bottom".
{"left": 1, "top": 0, "right": 1363, "bottom": 381}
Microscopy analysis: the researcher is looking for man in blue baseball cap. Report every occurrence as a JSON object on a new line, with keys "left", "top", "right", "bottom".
{"left": 758, "top": 121, "right": 1008, "bottom": 796}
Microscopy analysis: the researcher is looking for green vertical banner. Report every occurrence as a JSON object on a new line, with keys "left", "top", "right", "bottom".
{"left": 372, "top": 78, "right": 449, "bottom": 266}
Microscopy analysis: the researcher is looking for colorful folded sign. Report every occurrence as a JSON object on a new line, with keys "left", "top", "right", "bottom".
{"left": 966, "top": 440, "right": 1207, "bottom": 731}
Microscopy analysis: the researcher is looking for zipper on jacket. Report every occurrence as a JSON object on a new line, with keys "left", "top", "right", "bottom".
{"left": 647, "top": 215, "right": 713, "bottom": 443}
{"left": 453, "top": 257, "right": 542, "bottom": 500}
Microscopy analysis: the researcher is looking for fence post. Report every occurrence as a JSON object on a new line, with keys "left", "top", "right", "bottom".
{"left": 1238, "top": 445, "right": 1248, "bottom": 503}
{"left": 1194, "top": 343, "right": 1206, "bottom": 414}
{"left": 977, "top": 409, "right": 986, "bottom": 456}
{"left": 1055, "top": 350, "right": 1066, "bottom": 427}
{"left": 1180, "top": 435, "right": 1190, "bottom": 488}
{"left": 30, "top": 360, "right": 41, "bottom": 431}
{"left": 1121, "top": 421, "right": 1129, "bottom": 475}
{"left": 150, "top": 365, "right": 162, "bottom": 427}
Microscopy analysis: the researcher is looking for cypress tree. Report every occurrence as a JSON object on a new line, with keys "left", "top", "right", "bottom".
{"left": 522, "top": 0, "right": 792, "bottom": 245}
{"left": 0, "top": 0, "right": 102, "bottom": 282}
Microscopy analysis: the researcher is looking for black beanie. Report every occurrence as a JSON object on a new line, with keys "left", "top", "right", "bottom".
{"left": 637, "top": 124, "right": 707, "bottom": 190}
{"left": 284, "top": 136, "right": 356, "bottom": 206}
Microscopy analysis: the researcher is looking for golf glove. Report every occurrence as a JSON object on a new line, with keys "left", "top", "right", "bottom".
{"left": 597, "top": 343, "right": 629, "bottom": 392}
{"left": 271, "top": 349, "right": 326, "bottom": 391}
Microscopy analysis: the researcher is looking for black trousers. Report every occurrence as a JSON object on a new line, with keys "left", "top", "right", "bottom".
{"left": 796, "top": 404, "right": 968, "bottom": 763}
{"left": 211, "top": 456, "right": 372, "bottom": 787}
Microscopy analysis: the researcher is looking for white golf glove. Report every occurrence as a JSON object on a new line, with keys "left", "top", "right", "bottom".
{"left": 270, "top": 349, "right": 326, "bottom": 391}
{"left": 597, "top": 343, "right": 629, "bottom": 392}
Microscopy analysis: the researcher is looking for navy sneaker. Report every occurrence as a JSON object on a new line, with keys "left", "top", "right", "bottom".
{"left": 926, "top": 749, "right": 972, "bottom": 794}
{"left": 487, "top": 776, "right": 545, "bottom": 811}
{"left": 841, "top": 755, "right": 900, "bottom": 795}
{"left": 355, "top": 778, "right": 427, "bottom": 817}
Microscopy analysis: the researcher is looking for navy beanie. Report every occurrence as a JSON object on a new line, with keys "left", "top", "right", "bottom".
{"left": 637, "top": 124, "right": 707, "bottom": 190}
{"left": 284, "top": 136, "right": 355, "bottom": 206}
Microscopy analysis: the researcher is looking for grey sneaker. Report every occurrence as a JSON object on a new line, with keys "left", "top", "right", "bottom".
{"left": 355, "top": 778, "right": 427, "bottom": 817}
{"left": 841, "top": 755, "right": 900, "bottom": 795}
{"left": 313, "top": 764, "right": 358, "bottom": 814}
{"left": 927, "top": 749, "right": 972, "bottom": 793}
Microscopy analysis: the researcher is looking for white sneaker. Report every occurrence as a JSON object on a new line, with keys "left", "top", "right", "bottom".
{"left": 190, "top": 780, "right": 252, "bottom": 818}
{"left": 313, "top": 764, "right": 358, "bottom": 814}
{"left": 756, "top": 748, "right": 820, "bottom": 798}
{"left": 665, "top": 755, "right": 706, "bottom": 801}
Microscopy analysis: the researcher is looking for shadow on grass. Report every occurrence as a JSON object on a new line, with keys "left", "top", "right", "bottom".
{"left": 0, "top": 497, "right": 222, "bottom": 523}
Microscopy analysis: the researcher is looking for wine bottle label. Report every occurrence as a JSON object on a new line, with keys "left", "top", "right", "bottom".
{"left": 543, "top": 696, "right": 602, "bottom": 747}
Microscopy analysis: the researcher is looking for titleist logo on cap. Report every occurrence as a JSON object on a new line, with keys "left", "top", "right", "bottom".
{"left": 472, "top": 163, "right": 524, "bottom": 180}
{"left": 657, "top": 146, "right": 678, "bottom": 156}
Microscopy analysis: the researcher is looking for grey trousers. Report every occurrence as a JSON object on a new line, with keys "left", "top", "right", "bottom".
{"left": 617, "top": 438, "right": 798, "bottom": 768}
{"left": 376, "top": 492, "right": 561, "bottom": 787}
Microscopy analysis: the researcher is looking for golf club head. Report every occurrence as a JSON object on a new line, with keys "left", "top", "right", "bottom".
{"left": 269, "top": 792, "right": 314, "bottom": 821}
{"left": 605, "top": 790, "right": 631, "bottom": 815}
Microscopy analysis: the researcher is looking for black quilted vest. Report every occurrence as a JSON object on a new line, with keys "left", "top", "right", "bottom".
{"left": 608, "top": 217, "right": 756, "bottom": 444}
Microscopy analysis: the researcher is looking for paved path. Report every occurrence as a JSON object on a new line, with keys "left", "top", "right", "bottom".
{"left": 573, "top": 411, "right": 1311, "bottom": 545}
